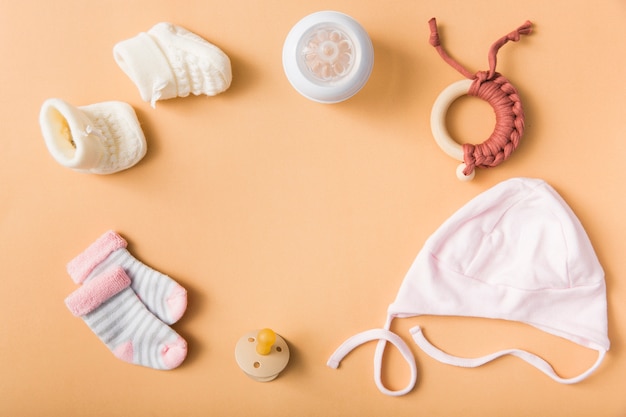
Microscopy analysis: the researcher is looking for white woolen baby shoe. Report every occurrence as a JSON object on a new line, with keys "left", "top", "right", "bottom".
{"left": 113, "top": 22, "right": 232, "bottom": 107}
{"left": 39, "top": 99, "right": 147, "bottom": 174}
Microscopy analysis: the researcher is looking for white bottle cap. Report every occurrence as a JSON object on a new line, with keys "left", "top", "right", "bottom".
{"left": 282, "top": 11, "right": 374, "bottom": 103}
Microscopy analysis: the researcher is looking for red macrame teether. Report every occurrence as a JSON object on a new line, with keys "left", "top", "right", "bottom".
{"left": 428, "top": 18, "right": 532, "bottom": 181}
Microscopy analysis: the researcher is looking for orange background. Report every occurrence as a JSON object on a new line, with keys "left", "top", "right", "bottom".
{"left": 1, "top": 0, "right": 625, "bottom": 416}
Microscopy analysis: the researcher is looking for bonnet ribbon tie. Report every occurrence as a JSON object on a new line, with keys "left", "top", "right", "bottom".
{"left": 327, "top": 317, "right": 418, "bottom": 396}
{"left": 411, "top": 326, "right": 607, "bottom": 384}
{"left": 428, "top": 18, "right": 531, "bottom": 176}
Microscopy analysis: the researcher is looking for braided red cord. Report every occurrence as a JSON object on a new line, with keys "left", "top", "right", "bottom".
{"left": 429, "top": 18, "right": 531, "bottom": 176}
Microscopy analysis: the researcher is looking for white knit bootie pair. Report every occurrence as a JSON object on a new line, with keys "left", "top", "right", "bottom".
{"left": 40, "top": 22, "right": 232, "bottom": 174}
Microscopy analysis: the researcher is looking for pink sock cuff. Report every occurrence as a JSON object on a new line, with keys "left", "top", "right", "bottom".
{"left": 65, "top": 266, "right": 131, "bottom": 317}
{"left": 67, "top": 231, "right": 128, "bottom": 284}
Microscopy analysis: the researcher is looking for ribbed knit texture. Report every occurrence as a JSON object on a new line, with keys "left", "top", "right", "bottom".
{"left": 85, "top": 247, "right": 187, "bottom": 325}
{"left": 149, "top": 22, "right": 232, "bottom": 98}
{"left": 79, "top": 102, "right": 146, "bottom": 175}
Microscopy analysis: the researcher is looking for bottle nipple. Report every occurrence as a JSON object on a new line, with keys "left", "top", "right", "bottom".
{"left": 301, "top": 25, "right": 354, "bottom": 82}
{"left": 282, "top": 10, "right": 374, "bottom": 103}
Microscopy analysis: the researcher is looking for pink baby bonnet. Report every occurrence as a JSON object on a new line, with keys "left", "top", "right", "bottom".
{"left": 328, "top": 177, "right": 609, "bottom": 396}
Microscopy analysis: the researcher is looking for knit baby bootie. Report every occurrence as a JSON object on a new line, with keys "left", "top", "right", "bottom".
{"left": 113, "top": 22, "right": 232, "bottom": 107}
{"left": 39, "top": 98, "right": 147, "bottom": 174}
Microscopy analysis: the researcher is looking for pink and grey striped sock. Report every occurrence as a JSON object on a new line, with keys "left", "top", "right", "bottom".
{"left": 65, "top": 266, "right": 187, "bottom": 369}
{"left": 66, "top": 231, "right": 187, "bottom": 325}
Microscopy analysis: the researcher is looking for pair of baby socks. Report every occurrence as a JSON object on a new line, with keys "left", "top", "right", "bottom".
{"left": 64, "top": 231, "right": 188, "bottom": 370}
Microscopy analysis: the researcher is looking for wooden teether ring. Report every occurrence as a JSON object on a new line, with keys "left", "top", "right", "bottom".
{"left": 431, "top": 79, "right": 474, "bottom": 180}
{"left": 427, "top": 18, "right": 531, "bottom": 181}
{"left": 430, "top": 75, "right": 525, "bottom": 181}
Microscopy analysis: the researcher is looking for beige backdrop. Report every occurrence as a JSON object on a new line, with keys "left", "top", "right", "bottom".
{"left": 1, "top": 0, "right": 625, "bottom": 416}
